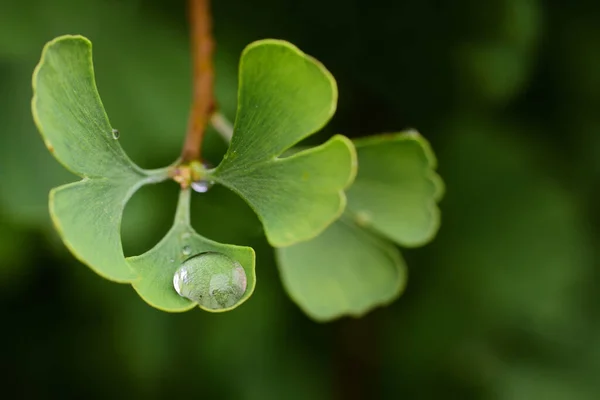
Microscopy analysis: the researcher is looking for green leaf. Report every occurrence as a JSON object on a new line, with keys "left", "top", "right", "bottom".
{"left": 32, "top": 35, "right": 141, "bottom": 178}
{"left": 210, "top": 40, "right": 357, "bottom": 247}
{"left": 276, "top": 217, "right": 407, "bottom": 321}
{"left": 346, "top": 131, "right": 443, "bottom": 247}
{"left": 127, "top": 189, "right": 256, "bottom": 312}
{"left": 50, "top": 178, "right": 145, "bottom": 282}
{"left": 276, "top": 131, "right": 443, "bottom": 320}
{"left": 32, "top": 35, "right": 169, "bottom": 282}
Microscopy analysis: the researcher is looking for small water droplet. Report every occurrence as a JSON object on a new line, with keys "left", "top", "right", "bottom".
{"left": 355, "top": 211, "right": 372, "bottom": 226}
{"left": 182, "top": 245, "right": 192, "bottom": 256}
{"left": 191, "top": 179, "right": 214, "bottom": 193}
{"left": 111, "top": 129, "right": 120, "bottom": 139}
{"left": 181, "top": 232, "right": 191, "bottom": 240}
{"left": 169, "top": 259, "right": 175, "bottom": 263}
{"left": 404, "top": 129, "right": 420, "bottom": 137}
{"left": 172, "top": 252, "right": 247, "bottom": 310}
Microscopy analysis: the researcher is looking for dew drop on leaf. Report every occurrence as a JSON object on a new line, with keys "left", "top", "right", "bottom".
{"left": 172, "top": 252, "right": 248, "bottom": 310}
{"left": 191, "top": 179, "right": 214, "bottom": 193}
{"left": 182, "top": 245, "right": 192, "bottom": 256}
{"left": 355, "top": 211, "right": 372, "bottom": 226}
{"left": 111, "top": 129, "right": 120, "bottom": 139}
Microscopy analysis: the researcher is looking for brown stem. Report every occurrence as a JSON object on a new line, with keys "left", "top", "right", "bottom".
{"left": 181, "top": 0, "right": 215, "bottom": 163}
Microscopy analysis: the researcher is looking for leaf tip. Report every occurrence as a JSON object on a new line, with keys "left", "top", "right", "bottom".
{"left": 331, "top": 134, "right": 358, "bottom": 189}
{"left": 32, "top": 34, "right": 92, "bottom": 90}
{"left": 240, "top": 37, "right": 338, "bottom": 128}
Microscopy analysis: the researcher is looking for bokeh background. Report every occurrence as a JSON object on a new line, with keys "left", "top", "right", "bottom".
{"left": 1, "top": 0, "right": 599, "bottom": 398}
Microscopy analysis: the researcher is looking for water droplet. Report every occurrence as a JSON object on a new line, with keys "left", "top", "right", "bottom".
{"left": 182, "top": 245, "right": 192, "bottom": 256}
{"left": 191, "top": 179, "right": 214, "bottom": 193}
{"left": 172, "top": 252, "right": 247, "bottom": 310}
{"left": 355, "top": 211, "right": 372, "bottom": 226}
{"left": 404, "top": 129, "right": 420, "bottom": 137}
{"left": 111, "top": 129, "right": 120, "bottom": 139}
{"left": 181, "top": 232, "right": 191, "bottom": 240}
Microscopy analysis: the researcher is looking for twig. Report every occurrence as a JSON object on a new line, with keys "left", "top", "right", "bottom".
{"left": 181, "top": 0, "right": 215, "bottom": 163}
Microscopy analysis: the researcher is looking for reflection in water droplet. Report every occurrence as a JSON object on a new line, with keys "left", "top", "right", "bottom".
{"left": 111, "top": 129, "right": 120, "bottom": 139}
{"left": 172, "top": 252, "right": 247, "bottom": 310}
{"left": 191, "top": 179, "right": 214, "bottom": 193}
{"left": 182, "top": 245, "right": 192, "bottom": 256}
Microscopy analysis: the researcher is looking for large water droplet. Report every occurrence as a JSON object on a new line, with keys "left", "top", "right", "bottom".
{"left": 173, "top": 252, "right": 247, "bottom": 310}
{"left": 111, "top": 129, "right": 120, "bottom": 139}
{"left": 191, "top": 179, "right": 214, "bottom": 193}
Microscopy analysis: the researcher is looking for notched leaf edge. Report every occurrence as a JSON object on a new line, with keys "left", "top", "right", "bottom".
{"left": 33, "top": 34, "right": 172, "bottom": 282}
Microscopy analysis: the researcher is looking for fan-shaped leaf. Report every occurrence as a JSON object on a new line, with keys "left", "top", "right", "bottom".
{"left": 211, "top": 40, "right": 357, "bottom": 247}
{"left": 277, "top": 131, "right": 442, "bottom": 320}
{"left": 127, "top": 189, "right": 256, "bottom": 312}
{"left": 32, "top": 35, "right": 170, "bottom": 282}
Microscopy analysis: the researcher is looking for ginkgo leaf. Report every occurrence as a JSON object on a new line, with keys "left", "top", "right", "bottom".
{"left": 276, "top": 216, "right": 407, "bottom": 321}
{"left": 32, "top": 35, "right": 141, "bottom": 178}
{"left": 346, "top": 131, "right": 443, "bottom": 247}
{"left": 127, "top": 189, "right": 256, "bottom": 312}
{"left": 32, "top": 35, "right": 371, "bottom": 315}
{"left": 209, "top": 40, "right": 357, "bottom": 247}
{"left": 276, "top": 131, "right": 443, "bottom": 320}
{"left": 32, "top": 35, "right": 170, "bottom": 282}
{"left": 50, "top": 178, "right": 146, "bottom": 282}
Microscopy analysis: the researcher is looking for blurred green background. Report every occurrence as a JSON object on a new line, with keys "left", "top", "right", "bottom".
{"left": 1, "top": 0, "right": 599, "bottom": 398}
